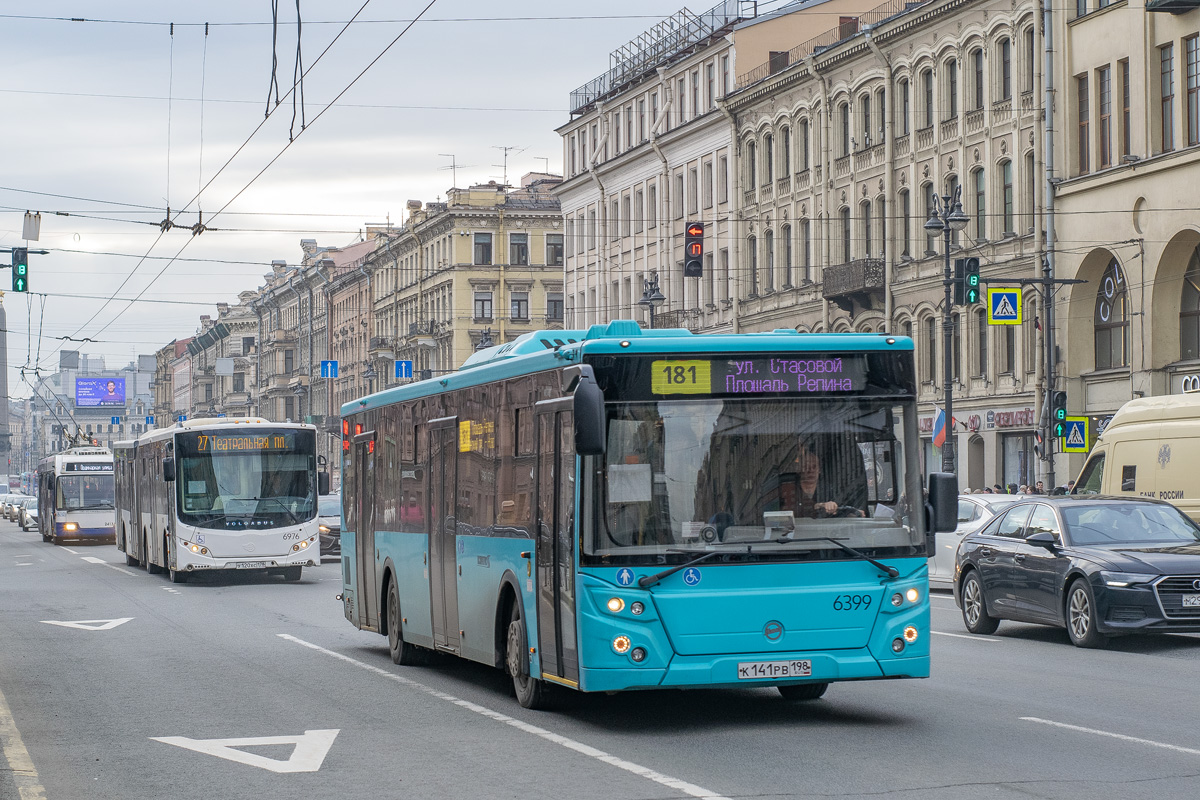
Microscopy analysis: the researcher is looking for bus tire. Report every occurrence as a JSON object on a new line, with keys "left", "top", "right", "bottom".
{"left": 386, "top": 579, "right": 424, "bottom": 666}
{"left": 506, "top": 604, "right": 550, "bottom": 710}
{"left": 778, "top": 682, "right": 829, "bottom": 701}
{"left": 125, "top": 551, "right": 139, "bottom": 567}
{"left": 282, "top": 567, "right": 302, "bottom": 582}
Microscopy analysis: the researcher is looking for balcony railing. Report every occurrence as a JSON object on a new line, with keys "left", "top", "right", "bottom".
{"left": 965, "top": 109, "right": 985, "bottom": 135}
{"left": 653, "top": 308, "right": 702, "bottom": 331}
{"left": 940, "top": 116, "right": 960, "bottom": 141}
{"left": 992, "top": 98, "right": 1013, "bottom": 122}
{"left": 368, "top": 336, "right": 393, "bottom": 359}
{"left": 1019, "top": 91, "right": 1036, "bottom": 118}
{"left": 775, "top": 175, "right": 791, "bottom": 196}
{"left": 834, "top": 155, "right": 851, "bottom": 177}
{"left": 796, "top": 169, "right": 811, "bottom": 190}
{"left": 915, "top": 127, "right": 935, "bottom": 151}
{"left": 894, "top": 134, "right": 911, "bottom": 157}
{"left": 822, "top": 259, "right": 885, "bottom": 300}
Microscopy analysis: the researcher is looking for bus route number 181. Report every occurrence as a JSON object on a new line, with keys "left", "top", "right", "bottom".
{"left": 651, "top": 360, "right": 711, "bottom": 395}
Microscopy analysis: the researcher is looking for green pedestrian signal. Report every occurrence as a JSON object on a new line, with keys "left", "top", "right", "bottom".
{"left": 11, "top": 247, "right": 28, "bottom": 293}
{"left": 963, "top": 257, "right": 981, "bottom": 304}
{"left": 1051, "top": 390, "right": 1068, "bottom": 423}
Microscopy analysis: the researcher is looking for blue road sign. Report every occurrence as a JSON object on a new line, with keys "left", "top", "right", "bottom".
{"left": 1062, "top": 416, "right": 1089, "bottom": 453}
{"left": 395, "top": 360, "right": 413, "bottom": 380}
{"left": 177, "top": 415, "right": 187, "bottom": 422}
{"left": 110, "top": 416, "right": 120, "bottom": 425}
{"left": 987, "top": 287, "right": 1023, "bottom": 325}
{"left": 320, "top": 360, "right": 339, "bottom": 379}
{"left": 145, "top": 415, "right": 155, "bottom": 426}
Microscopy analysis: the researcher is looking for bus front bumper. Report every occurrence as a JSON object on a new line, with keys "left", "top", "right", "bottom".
{"left": 173, "top": 540, "right": 317, "bottom": 572}
{"left": 577, "top": 650, "right": 929, "bottom": 693}
{"left": 54, "top": 523, "right": 115, "bottom": 542}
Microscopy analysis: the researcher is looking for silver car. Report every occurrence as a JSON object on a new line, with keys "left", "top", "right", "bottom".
{"left": 20, "top": 496, "right": 38, "bottom": 532}
{"left": 928, "top": 494, "right": 1019, "bottom": 589}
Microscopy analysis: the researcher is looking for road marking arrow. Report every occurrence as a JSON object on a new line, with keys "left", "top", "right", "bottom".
{"left": 150, "top": 729, "right": 339, "bottom": 773}
{"left": 40, "top": 618, "right": 133, "bottom": 631}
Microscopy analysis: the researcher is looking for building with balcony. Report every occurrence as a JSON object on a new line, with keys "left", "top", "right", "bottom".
{"left": 725, "top": 0, "right": 1045, "bottom": 489}
{"left": 369, "top": 174, "right": 565, "bottom": 384}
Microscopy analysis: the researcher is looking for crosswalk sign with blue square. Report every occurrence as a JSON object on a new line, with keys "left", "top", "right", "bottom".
{"left": 987, "top": 288, "right": 1023, "bottom": 325}
{"left": 1061, "top": 416, "right": 1089, "bottom": 453}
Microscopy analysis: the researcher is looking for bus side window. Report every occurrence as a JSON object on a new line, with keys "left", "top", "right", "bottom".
{"left": 1075, "top": 453, "right": 1104, "bottom": 495}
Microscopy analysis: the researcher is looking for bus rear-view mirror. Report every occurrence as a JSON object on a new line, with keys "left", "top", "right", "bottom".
{"left": 318, "top": 471, "right": 330, "bottom": 496}
{"left": 927, "top": 472, "right": 958, "bottom": 533}
{"left": 573, "top": 374, "right": 606, "bottom": 457}
{"left": 162, "top": 457, "right": 176, "bottom": 483}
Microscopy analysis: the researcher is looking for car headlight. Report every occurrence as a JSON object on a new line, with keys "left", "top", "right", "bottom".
{"left": 1100, "top": 571, "right": 1156, "bottom": 588}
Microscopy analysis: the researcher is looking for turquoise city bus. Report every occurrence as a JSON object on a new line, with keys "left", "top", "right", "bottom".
{"left": 338, "top": 321, "right": 956, "bottom": 708}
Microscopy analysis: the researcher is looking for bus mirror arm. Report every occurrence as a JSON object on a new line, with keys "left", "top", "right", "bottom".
{"left": 926, "top": 472, "right": 958, "bottom": 533}
{"left": 162, "top": 457, "right": 176, "bottom": 483}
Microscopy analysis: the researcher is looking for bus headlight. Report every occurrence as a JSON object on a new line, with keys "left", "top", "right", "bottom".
{"left": 63, "top": 523, "right": 78, "bottom": 532}
{"left": 905, "top": 588, "right": 920, "bottom": 603}
{"left": 319, "top": 525, "right": 330, "bottom": 533}
{"left": 606, "top": 597, "right": 625, "bottom": 613}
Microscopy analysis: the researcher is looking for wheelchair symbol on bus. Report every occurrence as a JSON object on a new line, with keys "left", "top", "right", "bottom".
{"left": 616, "top": 568, "right": 635, "bottom": 587}
{"left": 682, "top": 567, "right": 702, "bottom": 586}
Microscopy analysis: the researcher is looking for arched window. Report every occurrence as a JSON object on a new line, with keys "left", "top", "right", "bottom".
{"left": 923, "top": 315, "right": 938, "bottom": 382}
{"left": 765, "top": 229, "right": 775, "bottom": 290}
{"left": 840, "top": 102, "right": 851, "bottom": 155}
{"left": 746, "top": 140, "right": 757, "bottom": 187}
{"left": 1094, "top": 258, "right": 1129, "bottom": 369}
{"left": 780, "top": 223, "right": 793, "bottom": 287}
{"left": 976, "top": 308, "right": 989, "bottom": 377}
{"left": 764, "top": 133, "right": 774, "bottom": 183}
{"left": 1180, "top": 246, "right": 1200, "bottom": 360}
{"left": 747, "top": 234, "right": 758, "bottom": 295}
{"left": 780, "top": 126, "right": 791, "bottom": 175}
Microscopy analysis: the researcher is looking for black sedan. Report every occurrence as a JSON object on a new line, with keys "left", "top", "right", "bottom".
{"left": 953, "top": 496, "right": 1200, "bottom": 647}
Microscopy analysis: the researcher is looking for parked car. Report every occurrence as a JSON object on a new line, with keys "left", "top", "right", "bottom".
{"left": 929, "top": 495, "right": 1020, "bottom": 589}
{"left": 2, "top": 494, "right": 22, "bottom": 521}
{"left": 318, "top": 494, "right": 341, "bottom": 557}
{"left": 20, "top": 496, "right": 37, "bottom": 532}
{"left": 954, "top": 496, "right": 1200, "bottom": 647}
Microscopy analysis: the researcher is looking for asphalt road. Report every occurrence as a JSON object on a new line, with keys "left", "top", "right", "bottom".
{"left": 3, "top": 518, "right": 1200, "bottom": 800}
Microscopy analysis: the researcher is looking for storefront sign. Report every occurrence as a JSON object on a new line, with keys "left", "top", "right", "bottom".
{"left": 1181, "top": 374, "right": 1200, "bottom": 394}
{"left": 993, "top": 408, "right": 1036, "bottom": 429}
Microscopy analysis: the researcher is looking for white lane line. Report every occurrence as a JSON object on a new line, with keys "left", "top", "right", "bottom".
{"left": 81, "top": 556, "right": 138, "bottom": 577}
{"left": 16, "top": 563, "right": 32, "bottom": 567}
{"left": 0, "top": 679, "right": 47, "bottom": 799}
{"left": 932, "top": 630, "right": 1000, "bottom": 642}
{"left": 1022, "top": 717, "right": 1200, "bottom": 756}
{"left": 61, "top": 548, "right": 79, "bottom": 555}
{"left": 278, "top": 634, "right": 730, "bottom": 800}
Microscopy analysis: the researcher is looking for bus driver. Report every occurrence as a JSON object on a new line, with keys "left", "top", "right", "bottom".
{"left": 793, "top": 437, "right": 864, "bottom": 518}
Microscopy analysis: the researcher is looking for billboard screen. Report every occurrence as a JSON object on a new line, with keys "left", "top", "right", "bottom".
{"left": 75, "top": 377, "right": 126, "bottom": 407}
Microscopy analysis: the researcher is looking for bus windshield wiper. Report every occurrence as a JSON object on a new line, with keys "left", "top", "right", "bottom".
{"left": 231, "top": 497, "right": 299, "bottom": 526}
{"left": 777, "top": 536, "right": 899, "bottom": 578}
{"left": 638, "top": 550, "right": 723, "bottom": 588}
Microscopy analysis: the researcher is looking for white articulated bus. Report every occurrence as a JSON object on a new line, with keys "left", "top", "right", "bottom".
{"left": 114, "top": 418, "right": 327, "bottom": 582}
{"left": 36, "top": 446, "right": 116, "bottom": 544}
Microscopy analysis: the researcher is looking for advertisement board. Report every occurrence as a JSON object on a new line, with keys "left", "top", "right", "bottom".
{"left": 75, "top": 377, "right": 126, "bottom": 407}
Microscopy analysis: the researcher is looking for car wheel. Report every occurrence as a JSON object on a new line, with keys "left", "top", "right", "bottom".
{"left": 960, "top": 570, "right": 1000, "bottom": 635}
{"left": 1065, "top": 579, "right": 1108, "bottom": 649}
{"left": 778, "top": 682, "right": 829, "bottom": 701}
{"left": 386, "top": 580, "right": 425, "bottom": 666}
{"left": 507, "top": 603, "right": 550, "bottom": 709}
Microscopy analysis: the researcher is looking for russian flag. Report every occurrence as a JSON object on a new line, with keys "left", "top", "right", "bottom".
{"left": 932, "top": 407, "right": 946, "bottom": 448}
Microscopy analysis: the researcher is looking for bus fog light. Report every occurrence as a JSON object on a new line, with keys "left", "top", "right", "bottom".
{"left": 292, "top": 544, "right": 300, "bottom": 552}
{"left": 630, "top": 647, "right": 647, "bottom": 662}
{"left": 606, "top": 597, "right": 625, "bottom": 613}
{"left": 892, "top": 638, "right": 905, "bottom": 653}
{"left": 201, "top": 548, "right": 207, "bottom": 555}
{"left": 891, "top": 593, "right": 903, "bottom": 607}
{"left": 612, "top": 635, "right": 631, "bottom": 654}
{"left": 906, "top": 588, "right": 919, "bottom": 603}
{"left": 903, "top": 626, "right": 919, "bottom": 643}
{"left": 631, "top": 602, "right": 644, "bottom": 615}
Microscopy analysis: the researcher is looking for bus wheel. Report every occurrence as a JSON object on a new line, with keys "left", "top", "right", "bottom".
{"left": 506, "top": 605, "right": 550, "bottom": 710}
{"left": 145, "top": 533, "right": 162, "bottom": 575}
{"left": 386, "top": 580, "right": 424, "bottom": 666}
{"left": 125, "top": 551, "right": 139, "bottom": 567}
{"left": 282, "top": 567, "right": 302, "bottom": 582}
{"left": 778, "top": 682, "right": 829, "bottom": 701}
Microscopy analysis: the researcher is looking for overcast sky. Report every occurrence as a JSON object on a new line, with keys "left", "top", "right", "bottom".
{"left": 0, "top": 0, "right": 730, "bottom": 399}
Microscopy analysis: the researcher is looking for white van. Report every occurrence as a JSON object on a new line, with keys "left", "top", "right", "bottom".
{"left": 1072, "top": 393, "right": 1200, "bottom": 520}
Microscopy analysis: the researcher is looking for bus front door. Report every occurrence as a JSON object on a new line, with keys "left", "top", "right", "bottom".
{"left": 535, "top": 401, "right": 579, "bottom": 687}
{"left": 353, "top": 433, "right": 380, "bottom": 631}
{"left": 428, "top": 418, "right": 460, "bottom": 653}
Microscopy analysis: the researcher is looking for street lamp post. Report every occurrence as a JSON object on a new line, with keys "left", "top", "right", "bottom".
{"left": 363, "top": 363, "right": 378, "bottom": 395}
{"left": 638, "top": 273, "right": 666, "bottom": 328}
{"left": 923, "top": 186, "right": 970, "bottom": 474}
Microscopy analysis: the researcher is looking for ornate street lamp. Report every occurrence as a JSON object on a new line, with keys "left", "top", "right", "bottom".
{"left": 638, "top": 273, "right": 666, "bottom": 328}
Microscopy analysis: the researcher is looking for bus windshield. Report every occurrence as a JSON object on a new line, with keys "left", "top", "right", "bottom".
{"left": 175, "top": 429, "right": 316, "bottom": 529}
{"left": 587, "top": 398, "right": 924, "bottom": 562}
{"left": 56, "top": 474, "right": 115, "bottom": 511}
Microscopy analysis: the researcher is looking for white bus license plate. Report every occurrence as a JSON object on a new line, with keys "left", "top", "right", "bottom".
{"left": 1182, "top": 594, "right": 1200, "bottom": 607}
{"left": 737, "top": 659, "right": 812, "bottom": 680}
{"left": 234, "top": 561, "right": 269, "bottom": 569}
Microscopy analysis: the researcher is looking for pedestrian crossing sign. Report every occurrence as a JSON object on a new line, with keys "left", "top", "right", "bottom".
{"left": 1061, "top": 416, "right": 1089, "bottom": 453}
{"left": 987, "top": 287, "right": 1023, "bottom": 325}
